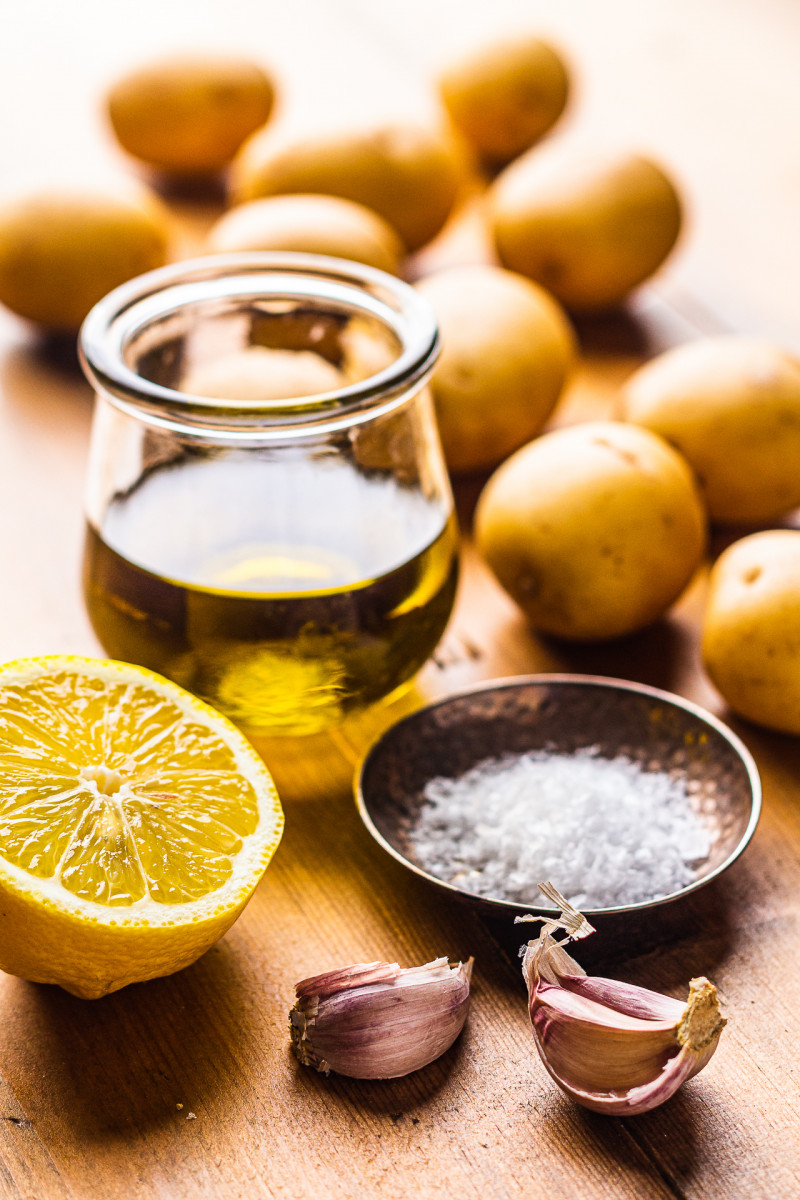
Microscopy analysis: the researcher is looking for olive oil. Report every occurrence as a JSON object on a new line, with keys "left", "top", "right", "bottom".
{"left": 83, "top": 456, "right": 458, "bottom": 734}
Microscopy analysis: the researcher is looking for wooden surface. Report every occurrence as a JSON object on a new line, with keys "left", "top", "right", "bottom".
{"left": 2, "top": 2, "right": 800, "bottom": 1198}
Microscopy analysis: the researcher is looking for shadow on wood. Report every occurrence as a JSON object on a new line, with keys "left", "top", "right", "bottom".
{"left": 0, "top": 341, "right": 92, "bottom": 413}
{"left": 549, "top": 616, "right": 696, "bottom": 696}
{"left": 2, "top": 939, "right": 261, "bottom": 1139}
{"left": 571, "top": 306, "right": 654, "bottom": 358}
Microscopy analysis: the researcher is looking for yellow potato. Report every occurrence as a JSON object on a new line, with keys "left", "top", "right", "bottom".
{"left": 415, "top": 265, "right": 575, "bottom": 474}
{"left": 488, "top": 144, "right": 682, "bottom": 310}
{"left": 182, "top": 346, "right": 344, "bottom": 402}
{"left": 207, "top": 194, "right": 403, "bottom": 274}
{"left": 703, "top": 530, "right": 800, "bottom": 734}
{"left": 439, "top": 35, "right": 569, "bottom": 165}
{"left": 475, "top": 420, "right": 706, "bottom": 640}
{"left": 0, "top": 190, "right": 169, "bottom": 331}
{"left": 622, "top": 336, "right": 800, "bottom": 525}
{"left": 107, "top": 55, "right": 274, "bottom": 174}
{"left": 232, "top": 123, "right": 466, "bottom": 252}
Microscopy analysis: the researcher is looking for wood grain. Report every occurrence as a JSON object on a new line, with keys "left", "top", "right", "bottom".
{"left": 1, "top": 2, "right": 800, "bottom": 1197}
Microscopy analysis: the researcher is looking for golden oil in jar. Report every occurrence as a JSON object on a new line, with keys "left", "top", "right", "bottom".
{"left": 83, "top": 454, "right": 458, "bottom": 735}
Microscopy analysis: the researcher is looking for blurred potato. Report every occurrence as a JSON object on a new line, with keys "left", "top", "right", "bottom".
{"left": 232, "top": 123, "right": 466, "bottom": 252}
{"left": 622, "top": 336, "right": 800, "bottom": 524}
{"left": 416, "top": 264, "right": 575, "bottom": 474}
{"left": 182, "top": 346, "right": 344, "bottom": 402}
{"left": 0, "top": 189, "right": 169, "bottom": 331}
{"left": 207, "top": 194, "right": 403, "bottom": 274}
{"left": 107, "top": 55, "right": 275, "bottom": 174}
{"left": 489, "top": 143, "right": 682, "bottom": 310}
{"left": 439, "top": 35, "right": 570, "bottom": 165}
{"left": 703, "top": 531, "right": 800, "bottom": 734}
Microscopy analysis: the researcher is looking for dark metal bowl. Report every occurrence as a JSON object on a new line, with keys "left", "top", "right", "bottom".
{"left": 355, "top": 675, "right": 761, "bottom": 920}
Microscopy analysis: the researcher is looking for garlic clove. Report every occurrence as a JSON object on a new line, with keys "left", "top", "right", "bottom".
{"left": 295, "top": 960, "right": 401, "bottom": 998}
{"left": 290, "top": 956, "right": 473, "bottom": 1079}
{"left": 520, "top": 884, "right": 726, "bottom": 1116}
{"left": 560, "top": 974, "right": 687, "bottom": 1022}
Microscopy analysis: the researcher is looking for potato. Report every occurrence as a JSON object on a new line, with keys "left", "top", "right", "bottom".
{"left": 488, "top": 144, "right": 682, "bottom": 310}
{"left": 232, "top": 124, "right": 466, "bottom": 252}
{"left": 0, "top": 189, "right": 169, "bottom": 331}
{"left": 475, "top": 420, "right": 706, "bottom": 640}
{"left": 439, "top": 35, "right": 569, "bottom": 165}
{"left": 415, "top": 265, "right": 575, "bottom": 474}
{"left": 182, "top": 346, "right": 344, "bottom": 402}
{"left": 107, "top": 55, "right": 274, "bottom": 174}
{"left": 207, "top": 194, "right": 403, "bottom": 274}
{"left": 703, "top": 530, "right": 800, "bottom": 734}
{"left": 622, "top": 336, "right": 800, "bottom": 525}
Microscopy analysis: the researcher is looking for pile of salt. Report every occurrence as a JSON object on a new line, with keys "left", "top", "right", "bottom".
{"left": 409, "top": 748, "right": 711, "bottom": 909}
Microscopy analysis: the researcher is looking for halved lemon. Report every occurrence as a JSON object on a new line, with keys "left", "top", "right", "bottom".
{"left": 0, "top": 656, "right": 283, "bottom": 998}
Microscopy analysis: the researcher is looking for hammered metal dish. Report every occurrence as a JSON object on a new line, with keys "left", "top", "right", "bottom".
{"left": 356, "top": 674, "right": 761, "bottom": 919}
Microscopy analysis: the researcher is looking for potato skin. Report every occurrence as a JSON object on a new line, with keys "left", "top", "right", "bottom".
{"left": 107, "top": 55, "right": 274, "bottom": 174}
{"left": 0, "top": 190, "right": 169, "bottom": 331}
{"left": 489, "top": 144, "right": 682, "bottom": 311}
{"left": 182, "top": 346, "right": 344, "bottom": 403}
{"left": 439, "top": 35, "right": 569, "bottom": 165}
{"left": 415, "top": 265, "right": 575, "bottom": 474}
{"left": 622, "top": 336, "right": 800, "bottom": 524}
{"left": 703, "top": 531, "right": 800, "bottom": 734}
{"left": 475, "top": 420, "right": 706, "bottom": 641}
{"left": 207, "top": 194, "right": 402, "bottom": 274}
{"left": 232, "top": 124, "right": 465, "bottom": 252}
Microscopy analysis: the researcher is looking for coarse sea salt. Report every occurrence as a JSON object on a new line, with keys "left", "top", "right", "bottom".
{"left": 409, "top": 748, "right": 712, "bottom": 910}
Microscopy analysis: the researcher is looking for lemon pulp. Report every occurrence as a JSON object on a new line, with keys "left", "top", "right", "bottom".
{"left": 0, "top": 656, "right": 283, "bottom": 996}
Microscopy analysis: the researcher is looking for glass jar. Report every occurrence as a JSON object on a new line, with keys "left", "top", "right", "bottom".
{"left": 79, "top": 254, "right": 458, "bottom": 736}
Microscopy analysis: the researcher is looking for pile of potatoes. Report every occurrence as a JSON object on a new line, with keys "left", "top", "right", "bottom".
{"left": 475, "top": 336, "right": 800, "bottom": 736}
{"left": 1, "top": 38, "right": 799, "bottom": 734}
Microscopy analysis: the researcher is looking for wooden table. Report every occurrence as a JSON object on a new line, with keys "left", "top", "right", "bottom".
{"left": 2, "top": 2, "right": 800, "bottom": 1197}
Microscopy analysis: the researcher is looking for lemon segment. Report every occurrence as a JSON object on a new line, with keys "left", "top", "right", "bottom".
{"left": 0, "top": 656, "right": 283, "bottom": 997}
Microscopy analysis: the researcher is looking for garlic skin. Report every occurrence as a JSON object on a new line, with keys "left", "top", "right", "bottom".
{"left": 290, "top": 957, "right": 473, "bottom": 1079}
{"left": 520, "top": 888, "right": 726, "bottom": 1116}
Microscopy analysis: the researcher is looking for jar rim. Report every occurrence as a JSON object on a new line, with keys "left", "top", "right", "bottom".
{"left": 78, "top": 252, "right": 440, "bottom": 437}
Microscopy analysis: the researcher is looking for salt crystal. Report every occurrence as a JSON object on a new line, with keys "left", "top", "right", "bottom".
{"left": 409, "top": 748, "right": 711, "bottom": 910}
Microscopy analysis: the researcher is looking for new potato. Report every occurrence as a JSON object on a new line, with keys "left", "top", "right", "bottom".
{"left": 0, "top": 190, "right": 169, "bottom": 331}
{"left": 233, "top": 124, "right": 466, "bottom": 252}
{"left": 475, "top": 420, "right": 706, "bottom": 641}
{"left": 182, "top": 346, "right": 344, "bottom": 402}
{"left": 489, "top": 144, "right": 682, "bottom": 310}
{"left": 207, "top": 194, "right": 403, "bottom": 274}
{"left": 622, "top": 336, "right": 800, "bottom": 524}
{"left": 107, "top": 55, "right": 275, "bottom": 174}
{"left": 439, "top": 35, "right": 569, "bottom": 165}
{"left": 415, "top": 265, "right": 575, "bottom": 474}
{"left": 703, "top": 531, "right": 800, "bottom": 735}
